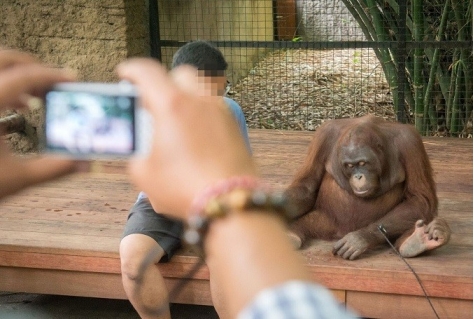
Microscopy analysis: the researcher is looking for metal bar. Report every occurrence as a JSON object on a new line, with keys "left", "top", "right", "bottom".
{"left": 396, "top": 0, "right": 408, "bottom": 122}
{"left": 148, "top": 0, "right": 161, "bottom": 61}
{"left": 159, "top": 40, "right": 398, "bottom": 49}
{"left": 405, "top": 41, "right": 472, "bottom": 49}
{"left": 157, "top": 40, "right": 472, "bottom": 50}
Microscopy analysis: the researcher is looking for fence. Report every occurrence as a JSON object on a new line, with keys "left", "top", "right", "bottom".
{"left": 149, "top": 0, "right": 472, "bottom": 137}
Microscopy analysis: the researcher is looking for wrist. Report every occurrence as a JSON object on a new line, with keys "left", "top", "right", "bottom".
{"left": 183, "top": 176, "right": 291, "bottom": 257}
{"left": 203, "top": 210, "right": 287, "bottom": 258}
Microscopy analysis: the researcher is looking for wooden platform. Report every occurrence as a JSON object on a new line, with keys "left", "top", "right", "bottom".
{"left": 0, "top": 129, "right": 472, "bottom": 318}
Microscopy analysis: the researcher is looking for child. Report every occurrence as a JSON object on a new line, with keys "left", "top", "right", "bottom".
{"left": 119, "top": 40, "right": 251, "bottom": 319}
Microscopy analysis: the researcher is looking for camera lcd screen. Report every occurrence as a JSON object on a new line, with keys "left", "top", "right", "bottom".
{"left": 45, "top": 90, "right": 136, "bottom": 156}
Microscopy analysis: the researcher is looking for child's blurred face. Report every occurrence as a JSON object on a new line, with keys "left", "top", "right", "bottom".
{"left": 197, "top": 70, "right": 227, "bottom": 97}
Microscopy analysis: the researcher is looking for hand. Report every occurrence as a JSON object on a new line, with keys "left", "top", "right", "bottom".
{"left": 0, "top": 49, "right": 82, "bottom": 199}
{"left": 332, "top": 230, "right": 371, "bottom": 260}
{"left": 117, "top": 58, "right": 257, "bottom": 220}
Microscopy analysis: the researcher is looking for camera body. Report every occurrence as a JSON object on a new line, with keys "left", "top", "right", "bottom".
{"left": 43, "top": 82, "right": 152, "bottom": 158}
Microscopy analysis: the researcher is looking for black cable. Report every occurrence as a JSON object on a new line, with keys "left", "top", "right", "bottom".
{"left": 378, "top": 225, "right": 440, "bottom": 319}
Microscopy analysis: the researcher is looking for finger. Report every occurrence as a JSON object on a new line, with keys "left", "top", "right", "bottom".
{"left": 415, "top": 219, "right": 425, "bottom": 228}
{"left": 332, "top": 240, "right": 344, "bottom": 255}
{"left": 4, "top": 94, "right": 43, "bottom": 111}
{"left": 0, "top": 64, "right": 75, "bottom": 109}
{"left": 425, "top": 221, "right": 435, "bottom": 234}
{"left": 336, "top": 244, "right": 350, "bottom": 257}
{"left": 349, "top": 250, "right": 361, "bottom": 260}
{"left": 342, "top": 248, "right": 355, "bottom": 260}
{"left": 117, "top": 58, "right": 179, "bottom": 118}
{"left": 0, "top": 49, "right": 37, "bottom": 70}
{"left": 169, "top": 65, "right": 201, "bottom": 94}
{"left": 169, "top": 66, "right": 231, "bottom": 115}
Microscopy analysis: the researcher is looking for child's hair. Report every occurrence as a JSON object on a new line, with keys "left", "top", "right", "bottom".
{"left": 171, "top": 40, "right": 228, "bottom": 75}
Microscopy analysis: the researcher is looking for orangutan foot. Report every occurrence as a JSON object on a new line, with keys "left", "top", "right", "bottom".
{"left": 287, "top": 231, "right": 303, "bottom": 250}
{"left": 399, "top": 219, "right": 451, "bottom": 258}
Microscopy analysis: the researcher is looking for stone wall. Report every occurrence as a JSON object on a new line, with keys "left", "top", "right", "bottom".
{"left": 0, "top": 0, "right": 149, "bottom": 152}
{"left": 296, "top": 0, "right": 365, "bottom": 41}
{"left": 0, "top": 0, "right": 149, "bottom": 82}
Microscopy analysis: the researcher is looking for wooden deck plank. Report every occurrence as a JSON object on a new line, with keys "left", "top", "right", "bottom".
{"left": 0, "top": 128, "right": 471, "bottom": 317}
{"left": 0, "top": 267, "right": 128, "bottom": 300}
{"left": 347, "top": 291, "right": 473, "bottom": 319}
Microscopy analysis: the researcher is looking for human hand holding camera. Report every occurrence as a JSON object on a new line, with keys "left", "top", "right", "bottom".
{"left": 0, "top": 49, "right": 83, "bottom": 199}
{"left": 117, "top": 58, "right": 257, "bottom": 220}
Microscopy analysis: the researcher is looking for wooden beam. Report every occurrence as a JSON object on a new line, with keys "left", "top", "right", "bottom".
{"left": 347, "top": 291, "right": 473, "bottom": 319}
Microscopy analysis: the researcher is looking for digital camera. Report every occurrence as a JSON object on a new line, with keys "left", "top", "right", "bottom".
{"left": 43, "top": 82, "right": 152, "bottom": 158}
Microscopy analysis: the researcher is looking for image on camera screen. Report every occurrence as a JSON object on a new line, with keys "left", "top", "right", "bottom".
{"left": 45, "top": 91, "right": 135, "bottom": 155}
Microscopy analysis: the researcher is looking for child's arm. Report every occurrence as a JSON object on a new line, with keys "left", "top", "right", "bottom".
{"left": 224, "top": 97, "right": 252, "bottom": 153}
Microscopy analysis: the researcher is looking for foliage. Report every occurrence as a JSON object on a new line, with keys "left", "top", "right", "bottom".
{"left": 341, "top": 0, "right": 473, "bottom": 136}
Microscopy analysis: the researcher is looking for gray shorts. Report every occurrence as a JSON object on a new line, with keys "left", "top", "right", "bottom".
{"left": 122, "top": 194, "right": 184, "bottom": 262}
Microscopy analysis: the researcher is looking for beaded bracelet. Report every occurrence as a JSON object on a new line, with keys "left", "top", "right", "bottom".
{"left": 183, "top": 176, "right": 291, "bottom": 257}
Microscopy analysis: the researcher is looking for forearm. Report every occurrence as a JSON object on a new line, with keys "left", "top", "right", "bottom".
{"left": 204, "top": 211, "right": 311, "bottom": 318}
{"left": 371, "top": 199, "right": 430, "bottom": 240}
{"left": 285, "top": 178, "right": 320, "bottom": 219}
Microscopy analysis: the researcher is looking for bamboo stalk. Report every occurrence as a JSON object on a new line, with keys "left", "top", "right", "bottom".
{"left": 450, "top": 64, "right": 463, "bottom": 134}
{"left": 427, "top": 52, "right": 451, "bottom": 97}
{"left": 422, "top": 0, "right": 450, "bottom": 132}
{"left": 412, "top": 0, "right": 424, "bottom": 131}
{"left": 340, "top": 0, "right": 378, "bottom": 42}
{"left": 342, "top": 0, "right": 401, "bottom": 111}
{"left": 366, "top": 0, "right": 400, "bottom": 113}
{"left": 446, "top": 50, "right": 459, "bottom": 128}
{"left": 375, "top": 0, "right": 399, "bottom": 41}
{"left": 451, "top": 0, "right": 473, "bottom": 126}
{"left": 341, "top": 0, "right": 471, "bottom": 135}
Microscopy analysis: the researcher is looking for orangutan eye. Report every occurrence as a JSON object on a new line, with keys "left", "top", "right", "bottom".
{"left": 359, "top": 161, "right": 366, "bottom": 166}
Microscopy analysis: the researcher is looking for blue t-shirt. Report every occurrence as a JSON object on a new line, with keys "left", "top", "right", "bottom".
{"left": 224, "top": 97, "right": 251, "bottom": 153}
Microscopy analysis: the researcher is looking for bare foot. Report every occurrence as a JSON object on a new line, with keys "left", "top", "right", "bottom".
{"left": 399, "top": 219, "right": 451, "bottom": 258}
